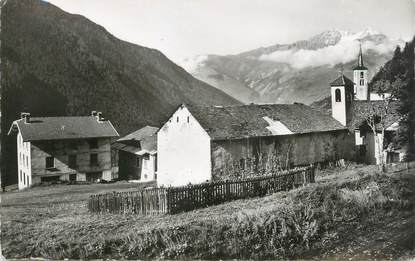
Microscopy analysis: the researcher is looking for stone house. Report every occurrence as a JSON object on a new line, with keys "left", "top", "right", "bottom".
{"left": 157, "top": 103, "right": 354, "bottom": 187}
{"left": 112, "top": 126, "right": 158, "bottom": 182}
{"left": 8, "top": 112, "right": 119, "bottom": 190}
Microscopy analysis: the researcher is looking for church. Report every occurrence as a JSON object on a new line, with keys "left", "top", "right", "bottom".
{"left": 329, "top": 45, "right": 402, "bottom": 165}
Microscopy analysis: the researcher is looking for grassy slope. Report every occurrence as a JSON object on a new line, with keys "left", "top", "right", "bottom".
{"left": 1, "top": 166, "right": 415, "bottom": 260}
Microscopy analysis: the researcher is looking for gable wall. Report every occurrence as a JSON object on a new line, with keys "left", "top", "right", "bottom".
{"left": 157, "top": 106, "right": 211, "bottom": 186}
{"left": 17, "top": 132, "right": 32, "bottom": 190}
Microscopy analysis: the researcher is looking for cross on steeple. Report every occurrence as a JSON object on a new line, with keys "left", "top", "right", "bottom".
{"left": 338, "top": 64, "right": 344, "bottom": 76}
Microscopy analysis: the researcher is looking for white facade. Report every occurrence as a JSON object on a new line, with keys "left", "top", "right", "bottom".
{"left": 355, "top": 130, "right": 363, "bottom": 145}
{"left": 365, "top": 132, "right": 384, "bottom": 165}
{"left": 353, "top": 69, "right": 368, "bottom": 100}
{"left": 331, "top": 86, "right": 347, "bottom": 126}
{"left": 157, "top": 105, "right": 212, "bottom": 187}
{"left": 138, "top": 153, "right": 157, "bottom": 182}
{"left": 370, "top": 92, "right": 391, "bottom": 101}
{"left": 17, "top": 132, "right": 32, "bottom": 190}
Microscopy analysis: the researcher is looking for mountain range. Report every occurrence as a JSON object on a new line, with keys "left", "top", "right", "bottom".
{"left": 187, "top": 29, "right": 403, "bottom": 104}
{"left": 1, "top": 0, "right": 239, "bottom": 137}
{"left": 1, "top": 0, "right": 239, "bottom": 186}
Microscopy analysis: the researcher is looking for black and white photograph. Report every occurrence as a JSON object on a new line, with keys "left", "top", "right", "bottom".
{"left": 0, "top": 0, "right": 414, "bottom": 260}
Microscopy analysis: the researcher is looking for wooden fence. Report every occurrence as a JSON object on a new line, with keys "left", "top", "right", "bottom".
{"left": 88, "top": 166, "right": 315, "bottom": 215}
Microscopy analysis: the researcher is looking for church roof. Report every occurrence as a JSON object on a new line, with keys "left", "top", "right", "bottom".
{"left": 353, "top": 65, "right": 368, "bottom": 70}
{"left": 330, "top": 74, "right": 355, "bottom": 87}
{"left": 184, "top": 103, "right": 347, "bottom": 140}
{"left": 353, "top": 44, "right": 368, "bottom": 70}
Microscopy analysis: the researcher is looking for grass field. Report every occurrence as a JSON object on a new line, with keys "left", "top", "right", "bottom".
{"left": 1, "top": 165, "right": 415, "bottom": 260}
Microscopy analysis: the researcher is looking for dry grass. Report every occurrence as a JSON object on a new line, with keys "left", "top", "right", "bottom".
{"left": 1, "top": 166, "right": 415, "bottom": 260}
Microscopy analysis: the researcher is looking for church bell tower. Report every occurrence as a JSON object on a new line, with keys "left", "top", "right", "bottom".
{"left": 330, "top": 74, "right": 354, "bottom": 126}
{"left": 353, "top": 43, "right": 369, "bottom": 100}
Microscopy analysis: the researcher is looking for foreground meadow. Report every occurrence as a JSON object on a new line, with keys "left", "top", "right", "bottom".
{"left": 1, "top": 165, "right": 415, "bottom": 260}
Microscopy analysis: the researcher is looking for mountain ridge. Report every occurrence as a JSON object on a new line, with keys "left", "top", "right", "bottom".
{"left": 188, "top": 29, "right": 402, "bottom": 105}
{"left": 1, "top": 0, "right": 239, "bottom": 186}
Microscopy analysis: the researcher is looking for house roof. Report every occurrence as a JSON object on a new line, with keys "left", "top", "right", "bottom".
{"left": 8, "top": 116, "right": 119, "bottom": 142}
{"left": 118, "top": 126, "right": 158, "bottom": 142}
{"left": 330, "top": 74, "right": 355, "bottom": 87}
{"left": 185, "top": 103, "right": 347, "bottom": 140}
{"left": 114, "top": 126, "right": 158, "bottom": 154}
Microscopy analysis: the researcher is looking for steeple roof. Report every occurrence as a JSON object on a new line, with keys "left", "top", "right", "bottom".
{"left": 353, "top": 43, "right": 368, "bottom": 70}
{"left": 330, "top": 74, "right": 355, "bottom": 87}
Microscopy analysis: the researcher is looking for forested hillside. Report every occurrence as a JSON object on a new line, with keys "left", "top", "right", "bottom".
{"left": 1, "top": 0, "right": 239, "bottom": 186}
{"left": 369, "top": 37, "right": 415, "bottom": 160}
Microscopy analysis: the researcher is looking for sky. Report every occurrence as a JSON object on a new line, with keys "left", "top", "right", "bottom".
{"left": 46, "top": 0, "right": 415, "bottom": 65}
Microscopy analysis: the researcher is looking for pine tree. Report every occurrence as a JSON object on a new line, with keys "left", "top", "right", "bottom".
{"left": 370, "top": 37, "right": 415, "bottom": 161}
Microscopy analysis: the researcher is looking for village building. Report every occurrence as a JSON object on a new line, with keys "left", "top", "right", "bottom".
{"left": 157, "top": 103, "right": 354, "bottom": 187}
{"left": 7, "top": 111, "right": 119, "bottom": 190}
{"left": 112, "top": 126, "right": 158, "bottom": 182}
{"left": 330, "top": 45, "right": 402, "bottom": 165}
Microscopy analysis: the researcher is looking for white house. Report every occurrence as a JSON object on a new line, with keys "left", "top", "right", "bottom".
{"left": 8, "top": 112, "right": 119, "bottom": 190}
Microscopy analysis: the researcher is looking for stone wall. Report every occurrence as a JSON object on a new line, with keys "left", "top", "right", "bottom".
{"left": 30, "top": 137, "right": 112, "bottom": 184}
{"left": 211, "top": 130, "right": 355, "bottom": 180}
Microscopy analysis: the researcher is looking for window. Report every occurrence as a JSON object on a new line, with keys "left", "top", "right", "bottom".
{"left": 360, "top": 72, "right": 364, "bottom": 78}
{"left": 69, "top": 155, "right": 77, "bottom": 168}
{"left": 154, "top": 156, "right": 157, "bottom": 172}
{"left": 23, "top": 172, "right": 26, "bottom": 185}
{"left": 88, "top": 139, "right": 98, "bottom": 149}
{"left": 177, "top": 116, "right": 179, "bottom": 122}
{"left": 187, "top": 116, "right": 190, "bottom": 123}
{"left": 25, "top": 155, "right": 28, "bottom": 167}
{"left": 335, "top": 89, "right": 341, "bottom": 102}
{"left": 142, "top": 156, "right": 148, "bottom": 169}
{"left": 20, "top": 170, "right": 22, "bottom": 182}
{"left": 136, "top": 157, "right": 140, "bottom": 168}
{"left": 26, "top": 175, "right": 29, "bottom": 186}
{"left": 90, "top": 153, "right": 98, "bottom": 166}
{"left": 45, "top": 157, "right": 55, "bottom": 169}
{"left": 360, "top": 79, "right": 364, "bottom": 86}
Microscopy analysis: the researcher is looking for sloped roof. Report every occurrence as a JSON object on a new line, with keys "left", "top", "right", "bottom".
{"left": 353, "top": 65, "right": 368, "bottom": 70}
{"left": 186, "top": 103, "right": 347, "bottom": 140}
{"left": 330, "top": 74, "right": 355, "bottom": 87}
{"left": 353, "top": 44, "right": 368, "bottom": 70}
{"left": 118, "top": 126, "right": 158, "bottom": 142}
{"left": 115, "top": 126, "right": 158, "bottom": 154}
{"left": 9, "top": 116, "right": 119, "bottom": 141}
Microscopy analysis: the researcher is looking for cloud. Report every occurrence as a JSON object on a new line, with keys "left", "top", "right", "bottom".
{"left": 181, "top": 55, "right": 208, "bottom": 73}
{"left": 259, "top": 32, "right": 401, "bottom": 69}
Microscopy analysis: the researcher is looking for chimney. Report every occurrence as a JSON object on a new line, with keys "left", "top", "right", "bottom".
{"left": 91, "top": 111, "right": 97, "bottom": 117}
{"left": 21, "top": 112, "right": 30, "bottom": 123}
{"left": 96, "top": 111, "right": 103, "bottom": 122}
